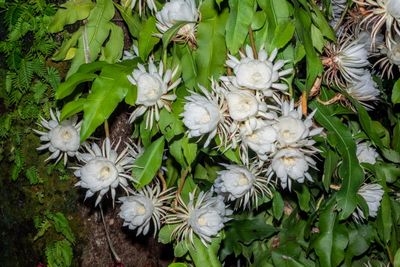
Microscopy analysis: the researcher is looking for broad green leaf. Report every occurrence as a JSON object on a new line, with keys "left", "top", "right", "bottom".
{"left": 52, "top": 28, "right": 83, "bottom": 61}
{"left": 67, "top": 0, "right": 115, "bottom": 78}
{"left": 310, "top": 24, "right": 325, "bottom": 53}
{"left": 158, "top": 109, "right": 185, "bottom": 141}
{"left": 138, "top": 16, "right": 160, "bottom": 60}
{"left": 195, "top": 7, "right": 228, "bottom": 87}
{"left": 100, "top": 23, "right": 124, "bottom": 63}
{"left": 294, "top": 8, "right": 323, "bottom": 90}
{"left": 377, "top": 192, "right": 393, "bottom": 244}
{"left": 295, "top": 185, "right": 310, "bottom": 212}
{"left": 55, "top": 73, "right": 98, "bottom": 99}
{"left": 271, "top": 251, "right": 305, "bottom": 267}
{"left": 158, "top": 224, "right": 177, "bottom": 244}
{"left": 79, "top": 64, "right": 133, "bottom": 140}
{"left": 394, "top": 248, "right": 400, "bottom": 267}
{"left": 375, "top": 162, "right": 400, "bottom": 183}
{"left": 225, "top": 0, "right": 255, "bottom": 54}
{"left": 49, "top": 0, "right": 94, "bottom": 33}
{"left": 311, "top": 6, "right": 336, "bottom": 41}
{"left": 132, "top": 137, "right": 165, "bottom": 188}
{"left": 188, "top": 236, "right": 222, "bottom": 267}
{"left": 169, "top": 136, "right": 197, "bottom": 167}
{"left": 176, "top": 45, "right": 197, "bottom": 89}
{"left": 251, "top": 11, "right": 267, "bottom": 30}
{"left": 313, "top": 202, "right": 336, "bottom": 267}
{"left": 392, "top": 80, "right": 400, "bottom": 105}
{"left": 273, "top": 190, "right": 284, "bottom": 220}
{"left": 271, "top": 21, "right": 295, "bottom": 49}
{"left": 114, "top": 3, "right": 141, "bottom": 38}
{"left": 331, "top": 224, "right": 348, "bottom": 267}
{"left": 174, "top": 240, "right": 189, "bottom": 257}
{"left": 322, "top": 149, "right": 339, "bottom": 191}
{"left": 312, "top": 103, "right": 364, "bottom": 220}
{"left": 60, "top": 98, "right": 85, "bottom": 121}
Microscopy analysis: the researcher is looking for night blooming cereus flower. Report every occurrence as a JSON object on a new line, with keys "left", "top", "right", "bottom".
{"left": 127, "top": 58, "right": 181, "bottom": 129}
{"left": 121, "top": 0, "right": 157, "bottom": 16}
{"left": 34, "top": 109, "right": 81, "bottom": 165}
{"left": 353, "top": 183, "right": 384, "bottom": 221}
{"left": 118, "top": 183, "right": 175, "bottom": 236}
{"left": 166, "top": 191, "right": 231, "bottom": 245}
{"left": 182, "top": 82, "right": 230, "bottom": 147}
{"left": 221, "top": 45, "right": 293, "bottom": 96}
{"left": 356, "top": 142, "right": 379, "bottom": 164}
{"left": 346, "top": 71, "right": 380, "bottom": 109}
{"left": 214, "top": 164, "right": 271, "bottom": 210}
{"left": 74, "top": 138, "right": 137, "bottom": 206}
{"left": 155, "top": 0, "right": 199, "bottom": 43}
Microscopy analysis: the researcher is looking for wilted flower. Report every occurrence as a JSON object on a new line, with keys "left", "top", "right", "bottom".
{"left": 127, "top": 59, "right": 181, "bottom": 129}
{"left": 346, "top": 71, "right": 380, "bottom": 109}
{"left": 119, "top": 183, "right": 175, "bottom": 236}
{"left": 166, "top": 191, "right": 231, "bottom": 245}
{"left": 323, "top": 35, "right": 369, "bottom": 85}
{"left": 155, "top": 0, "right": 199, "bottom": 43}
{"left": 214, "top": 164, "right": 271, "bottom": 210}
{"left": 356, "top": 142, "right": 379, "bottom": 164}
{"left": 374, "top": 37, "right": 400, "bottom": 78}
{"left": 34, "top": 109, "right": 81, "bottom": 165}
{"left": 354, "top": 183, "right": 384, "bottom": 221}
{"left": 182, "top": 82, "right": 230, "bottom": 147}
{"left": 221, "top": 45, "right": 293, "bottom": 96}
{"left": 74, "top": 138, "right": 137, "bottom": 206}
{"left": 268, "top": 148, "right": 316, "bottom": 190}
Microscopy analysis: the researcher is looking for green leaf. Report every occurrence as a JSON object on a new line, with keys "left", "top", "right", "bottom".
{"left": 138, "top": 16, "right": 160, "bottom": 60}
{"left": 114, "top": 3, "right": 141, "bottom": 38}
{"left": 310, "top": 24, "right": 325, "bottom": 53}
{"left": 195, "top": 6, "right": 228, "bottom": 87}
{"left": 56, "top": 73, "right": 98, "bottom": 99}
{"left": 158, "top": 224, "right": 177, "bottom": 244}
{"left": 80, "top": 64, "right": 132, "bottom": 140}
{"left": 271, "top": 251, "right": 305, "bottom": 267}
{"left": 393, "top": 80, "right": 400, "bottom": 105}
{"left": 394, "top": 248, "right": 400, "bottom": 267}
{"left": 100, "top": 23, "right": 124, "bottom": 63}
{"left": 312, "top": 103, "right": 364, "bottom": 220}
{"left": 49, "top": 0, "right": 95, "bottom": 33}
{"left": 225, "top": 0, "right": 255, "bottom": 54}
{"left": 188, "top": 236, "right": 222, "bottom": 267}
{"left": 52, "top": 28, "right": 83, "bottom": 61}
{"left": 174, "top": 240, "right": 189, "bottom": 257}
{"left": 313, "top": 202, "right": 336, "bottom": 267}
{"left": 169, "top": 263, "right": 187, "bottom": 267}
{"left": 66, "top": 0, "right": 115, "bottom": 78}
{"left": 322, "top": 149, "right": 339, "bottom": 191}
{"left": 132, "top": 137, "right": 165, "bottom": 188}
{"left": 273, "top": 190, "right": 284, "bottom": 220}
{"left": 271, "top": 20, "right": 295, "bottom": 49}
{"left": 60, "top": 99, "right": 85, "bottom": 121}
{"left": 377, "top": 192, "right": 393, "bottom": 244}
{"left": 45, "top": 240, "right": 73, "bottom": 267}
{"left": 170, "top": 136, "right": 197, "bottom": 167}
{"left": 158, "top": 109, "right": 185, "bottom": 141}
{"left": 295, "top": 185, "right": 310, "bottom": 212}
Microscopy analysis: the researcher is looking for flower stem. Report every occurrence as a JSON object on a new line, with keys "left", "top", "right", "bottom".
{"left": 158, "top": 171, "right": 168, "bottom": 192}
{"left": 99, "top": 203, "right": 121, "bottom": 263}
{"left": 248, "top": 26, "right": 258, "bottom": 59}
{"left": 174, "top": 168, "right": 189, "bottom": 206}
{"left": 104, "top": 120, "right": 110, "bottom": 138}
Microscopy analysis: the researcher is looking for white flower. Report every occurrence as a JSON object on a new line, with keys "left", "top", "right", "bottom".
{"left": 226, "top": 90, "right": 259, "bottom": 121}
{"left": 354, "top": 183, "right": 384, "bottom": 221}
{"left": 214, "top": 164, "right": 271, "bottom": 210}
{"left": 122, "top": 44, "right": 139, "bottom": 60}
{"left": 155, "top": 0, "right": 199, "bottom": 43}
{"left": 221, "top": 45, "right": 292, "bottom": 96}
{"left": 356, "top": 142, "right": 379, "bottom": 164}
{"left": 119, "top": 183, "right": 175, "bottom": 236}
{"left": 182, "top": 82, "right": 230, "bottom": 147}
{"left": 74, "top": 138, "right": 137, "bottom": 206}
{"left": 347, "top": 71, "right": 379, "bottom": 109}
{"left": 121, "top": 0, "right": 157, "bottom": 16}
{"left": 274, "top": 100, "right": 323, "bottom": 147}
{"left": 34, "top": 109, "right": 81, "bottom": 165}
{"left": 241, "top": 123, "right": 277, "bottom": 161}
{"left": 323, "top": 35, "right": 369, "bottom": 85}
{"left": 127, "top": 59, "right": 181, "bottom": 129}
{"left": 269, "top": 148, "right": 316, "bottom": 190}
{"left": 166, "top": 191, "right": 231, "bottom": 245}
{"left": 374, "top": 37, "right": 400, "bottom": 78}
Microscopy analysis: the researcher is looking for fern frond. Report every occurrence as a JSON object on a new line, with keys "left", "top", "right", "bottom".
{"left": 46, "top": 67, "right": 60, "bottom": 90}
{"left": 4, "top": 4, "right": 26, "bottom": 29}
{"left": 31, "top": 58, "right": 46, "bottom": 78}
{"left": 17, "top": 59, "right": 34, "bottom": 90}
{"left": 45, "top": 240, "right": 73, "bottom": 267}
{"left": 33, "top": 219, "right": 51, "bottom": 241}
{"left": 25, "top": 166, "right": 43, "bottom": 185}
{"left": 32, "top": 80, "right": 48, "bottom": 103}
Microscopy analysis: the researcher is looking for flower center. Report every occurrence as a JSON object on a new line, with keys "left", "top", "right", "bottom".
{"left": 283, "top": 156, "right": 297, "bottom": 166}
{"left": 197, "top": 215, "right": 207, "bottom": 226}
{"left": 137, "top": 204, "right": 146, "bottom": 215}
{"left": 62, "top": 130, "right": 72, "bottom": 141}
{"left": 200, "top": 111, "right": 211, "bottom": 123}
{"left": 251, "top": 72, "right": 263, "bottom": 82}
{"left": 100, "top": 166, "right": 111, "bottom": 180}
{"left": 236, "top": 173, "right": 249, "bottom": 186}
